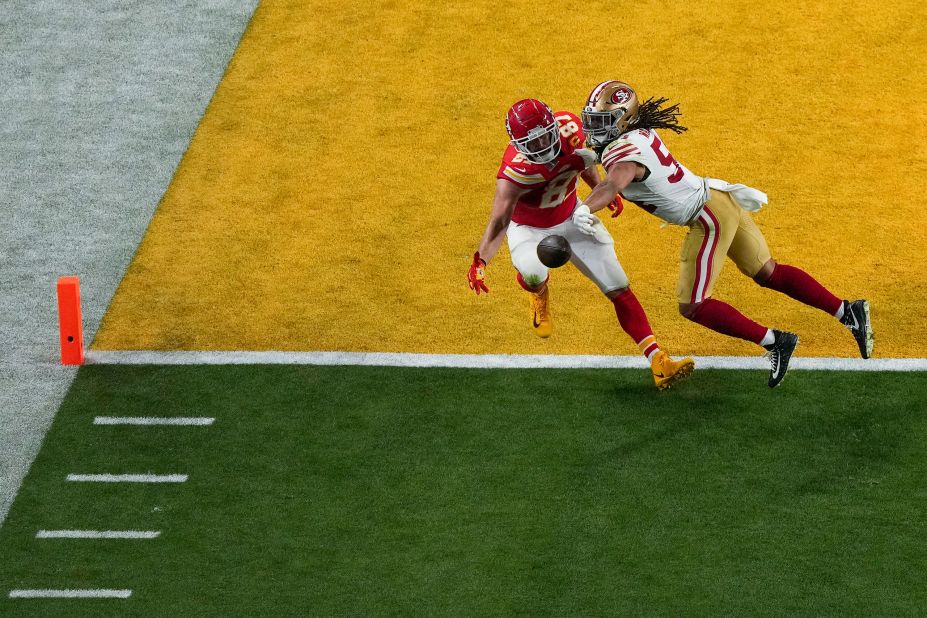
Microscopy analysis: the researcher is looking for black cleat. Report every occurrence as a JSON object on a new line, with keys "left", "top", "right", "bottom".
{"left": 840, "top": 299, "right": 873, "bottom": 359}
{"left": 763, "top": 330, "right": 799, "bottom": 388}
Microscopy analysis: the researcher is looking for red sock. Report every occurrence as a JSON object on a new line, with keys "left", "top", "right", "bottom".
{"left": 688, "top": 298, "right": 768, "bottom": 344}
{"left": 760, "top": 264, "right": 842, "bottom": 315}
{"left": 611, "top": 289, "right": 659, "bottom": 358}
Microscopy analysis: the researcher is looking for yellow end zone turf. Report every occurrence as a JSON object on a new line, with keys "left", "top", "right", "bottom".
{"left": 94, "top": 0, "right": 927, "bottom": 357}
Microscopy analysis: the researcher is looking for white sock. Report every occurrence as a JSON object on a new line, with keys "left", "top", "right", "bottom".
{"left": 760, "top": 330, "right": 775, "bottom": 347}
{"left": 834, "top": 301, "right": 845, "bottom": 320}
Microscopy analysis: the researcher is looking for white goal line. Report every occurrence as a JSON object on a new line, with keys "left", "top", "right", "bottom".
{"left": 84, "top": 350, "right": 927, "bottom": 372}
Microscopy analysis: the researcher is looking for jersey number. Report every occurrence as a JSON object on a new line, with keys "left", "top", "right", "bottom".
{"left": 539, "top": 170, "right": 576, "bottom": 209}
{"left": 649, "top": 135, "right": 684, "bottom": 184}
{"left": 557, "top": 114, "right": 583, "bottom": 148}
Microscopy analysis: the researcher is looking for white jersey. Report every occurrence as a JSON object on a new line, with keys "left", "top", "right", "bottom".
{"left": 599, "top": 128, "right": 707, "bottom": 225}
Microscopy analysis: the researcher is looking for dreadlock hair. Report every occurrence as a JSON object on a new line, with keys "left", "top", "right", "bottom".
{"left": 627, "top": 96, "right": 688, "bottom": 134}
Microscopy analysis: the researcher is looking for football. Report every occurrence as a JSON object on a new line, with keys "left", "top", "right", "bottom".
{"left": 536, "top": 235, "right": 571, "bottom": 268}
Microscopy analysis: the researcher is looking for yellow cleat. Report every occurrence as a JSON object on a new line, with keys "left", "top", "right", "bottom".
{"left": 530, "top": 287, "right": 552, "bottom": 338}
{"left": 651, "top": 351, "right": 695, "bottom": 390}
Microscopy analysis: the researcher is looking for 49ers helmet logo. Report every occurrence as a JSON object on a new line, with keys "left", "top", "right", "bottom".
{"left": 610, "top": 86, "right": 633, "bottom": 105}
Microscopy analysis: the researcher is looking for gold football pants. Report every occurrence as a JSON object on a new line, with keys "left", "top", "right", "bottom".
{"left": 677, "top": 189, "right": 772, "bottom": 304}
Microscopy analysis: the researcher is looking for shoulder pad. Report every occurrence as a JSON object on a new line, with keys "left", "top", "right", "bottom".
{"left": 600, "top": 136, "right": 645, "bottom": 169}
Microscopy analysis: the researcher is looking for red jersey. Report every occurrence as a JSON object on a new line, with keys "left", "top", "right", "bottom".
{"left": 496, "top": 111, "right": 596, "bottom": 228}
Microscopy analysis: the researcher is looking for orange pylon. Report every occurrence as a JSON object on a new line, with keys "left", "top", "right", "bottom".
{"left": 57, "top": 276, "right": 85, "bottom": 365}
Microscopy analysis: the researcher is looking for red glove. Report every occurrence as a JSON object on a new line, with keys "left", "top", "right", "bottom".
{"left": 467, "top": 252, "right": 489, "bottom": 295}
{"left": 606, "top": 195, "right": 624, "bottom": 218}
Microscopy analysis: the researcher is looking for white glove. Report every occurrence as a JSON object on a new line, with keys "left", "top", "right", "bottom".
{"left": 572, "top": 203, "right": 596, "bottom": 236}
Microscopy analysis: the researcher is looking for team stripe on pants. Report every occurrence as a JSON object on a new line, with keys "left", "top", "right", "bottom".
{"left": 692, "top": 207, "right": 720, "bottom": 303}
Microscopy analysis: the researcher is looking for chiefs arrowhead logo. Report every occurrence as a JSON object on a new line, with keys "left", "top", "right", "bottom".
{"left": 610, "top": 87, "right": 632, "bottom": 104}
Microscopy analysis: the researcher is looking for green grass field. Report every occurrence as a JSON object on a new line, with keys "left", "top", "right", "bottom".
{"left": 2, "top": 365, "right": 926, "bottom": 616}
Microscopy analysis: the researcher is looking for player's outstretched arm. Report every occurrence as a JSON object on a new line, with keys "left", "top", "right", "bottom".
{"left": 468, "top": 179, "right": 523, "bottom": 295}
{"left": 581, "top": 166, "right": 623, "bottom": 217}
{"left": 583, "top": 161, "right": 643, "bottom": 214}
{"left": 475, "top": 179, "right": 522, "bottom": 265}
{"left": 579, "top": 165, "right": 602, "bottom": 190}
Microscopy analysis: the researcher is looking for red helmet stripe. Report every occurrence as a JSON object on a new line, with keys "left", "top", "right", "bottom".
{"left": 588, "top": 80, "right": 620, "bottom": 105}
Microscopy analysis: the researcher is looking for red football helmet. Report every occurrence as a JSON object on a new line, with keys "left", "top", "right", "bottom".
{"left": 505, "top": 99, "right": 562, "bottom": 164}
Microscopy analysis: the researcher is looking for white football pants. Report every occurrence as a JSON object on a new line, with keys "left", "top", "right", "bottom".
{"left": 507, "top": 214, "right": 630, "bottom": 294}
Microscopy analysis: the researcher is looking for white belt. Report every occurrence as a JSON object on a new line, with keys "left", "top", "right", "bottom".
{"left": 702, "top": 177, "right": 768, "bottom": 212}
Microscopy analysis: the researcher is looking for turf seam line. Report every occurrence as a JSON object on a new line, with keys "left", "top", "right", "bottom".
{"left": 66, "top": 474, "right": 188, "bottom": 483}
{"left": 9, "top": 589, "right": 132, "bottom": 599}
{"left": 36, "top": 530, "right": 160, "bottom": 539}
{"left": 85, "top": 351, "right": 927, "bottom": 372}
{"left": 93, "top": 416, "right": 214, "bottom": 426}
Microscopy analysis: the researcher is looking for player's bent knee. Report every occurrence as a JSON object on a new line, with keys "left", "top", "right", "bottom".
{"left": 679, "top": 302, "right": 700, "bottom": 320}
{"left": 605, "top": 285, "right": 630, "bottom": 300}
{"left": 516, "top": 271, "right": 548, "bottom": 293}
{"left": 522, "top": 273, "right": 545, "bottom": 288}
{"left": 753, "top": 258, "right": 777, "bottom": 285}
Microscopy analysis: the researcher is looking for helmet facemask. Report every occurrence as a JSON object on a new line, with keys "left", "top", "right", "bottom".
{"left": 582, "top": 107, "right": 635, "bottom": 148}
{"left": 581, "top": 108, "right": 619, "bottom": 148}
{"left": 510, "top": 119, "right": 562, "bottom": 164}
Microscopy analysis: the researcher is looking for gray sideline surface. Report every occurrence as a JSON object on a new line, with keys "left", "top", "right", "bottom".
{"left": 0, "top": 0, "right": 259, "bottom": 526}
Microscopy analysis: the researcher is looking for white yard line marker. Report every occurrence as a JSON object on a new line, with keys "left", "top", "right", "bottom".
{"left": 93, "top": 416, "right": 214, "bottom": 426}
{"left": 9, "top": 589, "right": 132, "bottom": 599}
{"left": 85, "top": 350, "right": 927, "bottom": 372}
{"left": 66, "top": 474, "right": 187, "bottom": 483}
{"left": 36, "top": 530, "right": 160, "bottom": 539}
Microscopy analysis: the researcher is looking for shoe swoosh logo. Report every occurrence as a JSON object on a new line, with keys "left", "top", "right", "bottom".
{"left": 654, "top": 372, "right": 666, "bottom": 378}
{"left": 851, "top": 313, "right": 859, "bottom": 330}
{"left": 533, "top": 312, "right": 541, "bottom": 328}
{"left": 772, "top": 363, "right": 781, "bottom": 379}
